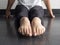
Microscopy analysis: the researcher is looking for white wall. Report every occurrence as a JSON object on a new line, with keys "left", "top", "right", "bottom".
{"left": 0, "top": 0, "right": 60, "bottom": 9}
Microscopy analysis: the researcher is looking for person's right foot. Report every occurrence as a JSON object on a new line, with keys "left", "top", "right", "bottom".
{"left": 18, "top": 17, "right": 32, "bottom": 36}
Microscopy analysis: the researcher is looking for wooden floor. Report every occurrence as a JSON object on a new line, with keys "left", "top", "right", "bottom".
{"left": 0, "top": 15, "right": 60, "bottom": 45}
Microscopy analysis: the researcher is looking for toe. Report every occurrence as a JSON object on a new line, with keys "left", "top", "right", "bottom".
{"left": 28, "top": 27, "right": 32, "bottom": 36}
{"left": 26, "top": 29, "right": 29, "bottom": 36}
{"left": 37, "top": 28, "right": 40, "bottom": 35}
{"left": 21, "top": 27, "right": 25, "bottom": 35}
{"left": 22, "top": 28, "right": 25, "bottom": 35}
{"left": 33, "top": 28, "right": 37, "bottom": 36}
{"left": 25, "top": 27, "right": 30, "bottom": 36}
{"left": 36, "top": 27, "right": 39, "bottom": 35}
{"left": 42, "top": 27, "right": 45, "bottom": 34}
{"left": 40, "top": 26, "right": 45, "bottom": 35}
{"left": 18, "top": 27, "right": 22, "bottom": 33}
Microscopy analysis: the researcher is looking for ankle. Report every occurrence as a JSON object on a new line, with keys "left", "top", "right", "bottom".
{"left": 21, "top": 17, "right": 29, "bottom": 20}
{"left": 20, "top": 17, "right": 30, "bottom": 24}
{"left": 32, "top": 17, "right": 41, "bottom": 23}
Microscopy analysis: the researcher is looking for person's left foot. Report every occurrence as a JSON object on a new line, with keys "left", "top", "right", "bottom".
{"left": 31, "top": 17, "right": 45, "bottom": 36}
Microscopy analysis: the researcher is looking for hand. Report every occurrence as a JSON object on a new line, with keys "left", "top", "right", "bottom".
{"left": 51, "top": 15, "right": 55, "bottom": 18}
{"left": 5, "top": 10, "right": 11, "bottom": 18}
{"left": 50, "top": 14, "right": 55, "bottom": 18}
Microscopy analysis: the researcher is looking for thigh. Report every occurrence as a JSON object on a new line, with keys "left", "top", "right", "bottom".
{"left": 28, "top": 6, "right": 44, "bottom": 25}
{"left": 15, "top": 5, "right": 29, "bottom": 18}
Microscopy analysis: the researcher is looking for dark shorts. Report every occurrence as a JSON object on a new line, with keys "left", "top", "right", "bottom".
{"left": 14, "top": 5, "right": 44, "bottom": 29}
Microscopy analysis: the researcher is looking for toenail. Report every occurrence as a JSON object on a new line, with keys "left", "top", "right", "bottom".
{"left": 34, "top": 33, "right": 37, "bottom": 36}
{"left": 29, "top": 33, "right": 32, "bottom": 36}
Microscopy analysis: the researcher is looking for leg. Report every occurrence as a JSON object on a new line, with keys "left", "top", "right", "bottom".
{"left": 15, "top": 5, "right": 32, "bottom": 36}
{"left": 29, "top": 6, "right": 45, "bottom": 36}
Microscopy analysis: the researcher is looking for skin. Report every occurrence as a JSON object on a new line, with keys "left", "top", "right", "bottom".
{"left": 31, "top": 17, "right": 45, "bottom": 36}
{"left": 18, "top": 17, "right": 32, "bottom": 36}
{"left": 6, "top": 0, "right": 55, "bottom": 36}
{"left": 44, "top": 0, "right": 55, "bottom": 18}
{"left": 6, "top": 0, "right": 15, "bottom": 18}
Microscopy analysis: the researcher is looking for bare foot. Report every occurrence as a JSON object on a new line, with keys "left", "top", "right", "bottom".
{"left": 18, "top": 17, "right": 32, "bottom": 36}
{"left": 31, "top": 17, "right": 45, "bottom": 36}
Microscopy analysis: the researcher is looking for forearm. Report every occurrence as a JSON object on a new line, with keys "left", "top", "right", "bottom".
{"left": 6, "top": 0, "right": 15, "bottom": 11}
{"left": 44, "top": 0, "right": 53, "bottom": 15}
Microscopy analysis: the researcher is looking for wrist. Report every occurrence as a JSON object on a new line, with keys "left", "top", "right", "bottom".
{"left": 6, "top": 8, "right": 11, "bottom": 11}
{"left": 49, "top": 11, "right": 54, "bottom": 16}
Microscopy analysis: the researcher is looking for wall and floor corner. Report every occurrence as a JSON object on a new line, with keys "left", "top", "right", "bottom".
{"left": 0, "top": 0, "right": 60, "bottom": 16}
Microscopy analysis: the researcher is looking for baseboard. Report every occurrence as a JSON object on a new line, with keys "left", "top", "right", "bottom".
{"left": 0, "top": 9, "right": 15, "bottom": 15}
{"left": 44, "top": 9, "right": 60, "bottom": 14}
{"left": 0, "top": 9, "right": 60, "bottom": 16}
